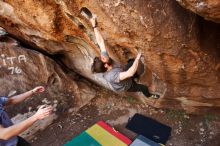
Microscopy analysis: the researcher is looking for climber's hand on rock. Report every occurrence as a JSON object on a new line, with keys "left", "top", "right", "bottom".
{"left": 32, "top": 86, "right": 45, "bottom": 94}
{"left": 137, "top": 50, "right": 142, "bottom": 60}
{"left": 90, "top": 16, "right": 97, "bottom": 27}
{"left": 34, "top": 105, "right": 53, "bottom": 120}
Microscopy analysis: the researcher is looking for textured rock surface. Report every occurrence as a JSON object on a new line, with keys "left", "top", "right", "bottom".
{"left": 0, "top": 35, "right": 97, "bottom": 138}
{"left": 176, "top": 0, "right": 220, "bottom": 23}
{"left": 0, "top": 36, "right": 76, "bottom": 110}
{"left": 0, "top": 0, "right": 220, "bottom": 112}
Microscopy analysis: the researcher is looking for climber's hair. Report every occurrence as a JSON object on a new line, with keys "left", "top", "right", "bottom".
{"left": 91, "top": 57, "right": 107, "bottom": 73}
{"left": 105, "top": 57, "right": 113, "bottom": 66}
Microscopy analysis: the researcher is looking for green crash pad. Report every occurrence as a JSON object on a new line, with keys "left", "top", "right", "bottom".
{"left": 65, "top": 132, "right": 101, "bottom": 146}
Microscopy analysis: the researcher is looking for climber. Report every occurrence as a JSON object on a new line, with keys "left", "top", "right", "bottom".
{"left": 0, "top": 86, "right": 53, "bottom": 146}
{"left": 89, "top": 15, "right": 160, "bottom": 99}
{"left": 80, "top": 7, "right": 112, "bottom": 65}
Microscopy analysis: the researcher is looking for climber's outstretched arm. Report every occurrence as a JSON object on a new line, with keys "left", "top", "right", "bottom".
{"left": 0, "top": 105, "right": 52, "bottom": 140}
{"left": 90, "top": 17, "right": 107, "bottom": 53}
{"left": 119, "top": 51, "right": 142, "bottom": 81}
{"left": 94, "top": 27, "right": 107, "bottom": 53}
{"left": 6, "top": 86, "right": 45, "bottom": 106}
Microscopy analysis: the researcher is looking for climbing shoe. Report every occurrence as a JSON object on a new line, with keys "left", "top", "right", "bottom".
{"left": 148, "top": 94, "right": 160, "bottom": 99}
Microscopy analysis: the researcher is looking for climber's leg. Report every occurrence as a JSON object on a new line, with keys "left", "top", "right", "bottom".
{"left": 127, "top": 81, "right": 151, "bottom": 97}
{"left": 127, "top": 81, "right": 160, "bottom": 99}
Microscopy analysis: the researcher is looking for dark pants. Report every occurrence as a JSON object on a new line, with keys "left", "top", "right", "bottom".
{"left": 17, "top": 136, "right": 31, "bottom": 146}
{"left": 127, "top": 81, "right": 151, "bottom": 97}
{"left": 125, "top": 59, "right": 151, "bottom": 97}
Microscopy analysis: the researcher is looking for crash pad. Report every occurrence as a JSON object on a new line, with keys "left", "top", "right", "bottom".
{"left": 126, "top": 114, "right": 171, "bottom": 144}
{"left": 65, "top": 121, "right": 132, "bottom": 146}
{"left": 130, "top": 135, "right": 161, "bottom": 146}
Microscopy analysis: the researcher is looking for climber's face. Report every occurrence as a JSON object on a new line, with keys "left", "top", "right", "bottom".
{"left": 104, "top": 63, "right": 111, "bottom": 69}
{"left": 100, "top": 56, "right": 109, "bottom": 63}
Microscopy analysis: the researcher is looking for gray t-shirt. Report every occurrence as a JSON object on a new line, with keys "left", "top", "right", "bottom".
{"left": 104, "top": 66, "right": 132, "bottom": 92}
{"left": 0, "top": 97, "right": 18, "bottom": 146}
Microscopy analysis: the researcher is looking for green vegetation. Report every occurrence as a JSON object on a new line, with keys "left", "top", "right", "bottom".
{"left": 166, "top": 109, "right": 185, "bottom": 120}
{"left": 126, "top": 96, "right": 135, "bottom": 103}
{"left": 125, "top": 96, "right": 139, "bottom": 104}
{"left": 202, "top": 114, "right": 220, "bottom": 128}
{"left": 165, "top": 109, "right": 189, "bottom": 126}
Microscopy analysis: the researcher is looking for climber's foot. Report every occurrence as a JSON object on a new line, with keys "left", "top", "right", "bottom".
{"left": 147, "top": 94, "right": 160, "bottom": 99}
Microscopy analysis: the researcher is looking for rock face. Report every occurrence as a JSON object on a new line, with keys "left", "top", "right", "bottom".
{"left": 176, "top": 0, "right": 220, "bottom": 23}
{"left": 0, "top": 36, "right": 97, "bottom": 138}
{"left": 0, "top": 36, "right": 76, "bottom": 111}
{"left": 0, "top": 0, "right": 220, "bottom": 113}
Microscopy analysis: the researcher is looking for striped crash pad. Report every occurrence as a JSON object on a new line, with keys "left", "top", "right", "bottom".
{"left": 64, "top": 121, "right": 132, "bottom": 146}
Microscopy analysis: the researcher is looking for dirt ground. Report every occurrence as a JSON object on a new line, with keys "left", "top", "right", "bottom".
{"left": 31, "top": 87, "right": 220, "bottom": 146}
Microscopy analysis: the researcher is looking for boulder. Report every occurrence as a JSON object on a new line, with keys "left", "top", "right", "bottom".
{"left": 0, "top": 35, "right": 97, "bottom": 138}
{"left": 0, "top": 0, "right": 220, "bottom": 112}
{"left": 176, "top": 0, "right": 220, "bottom": 23}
